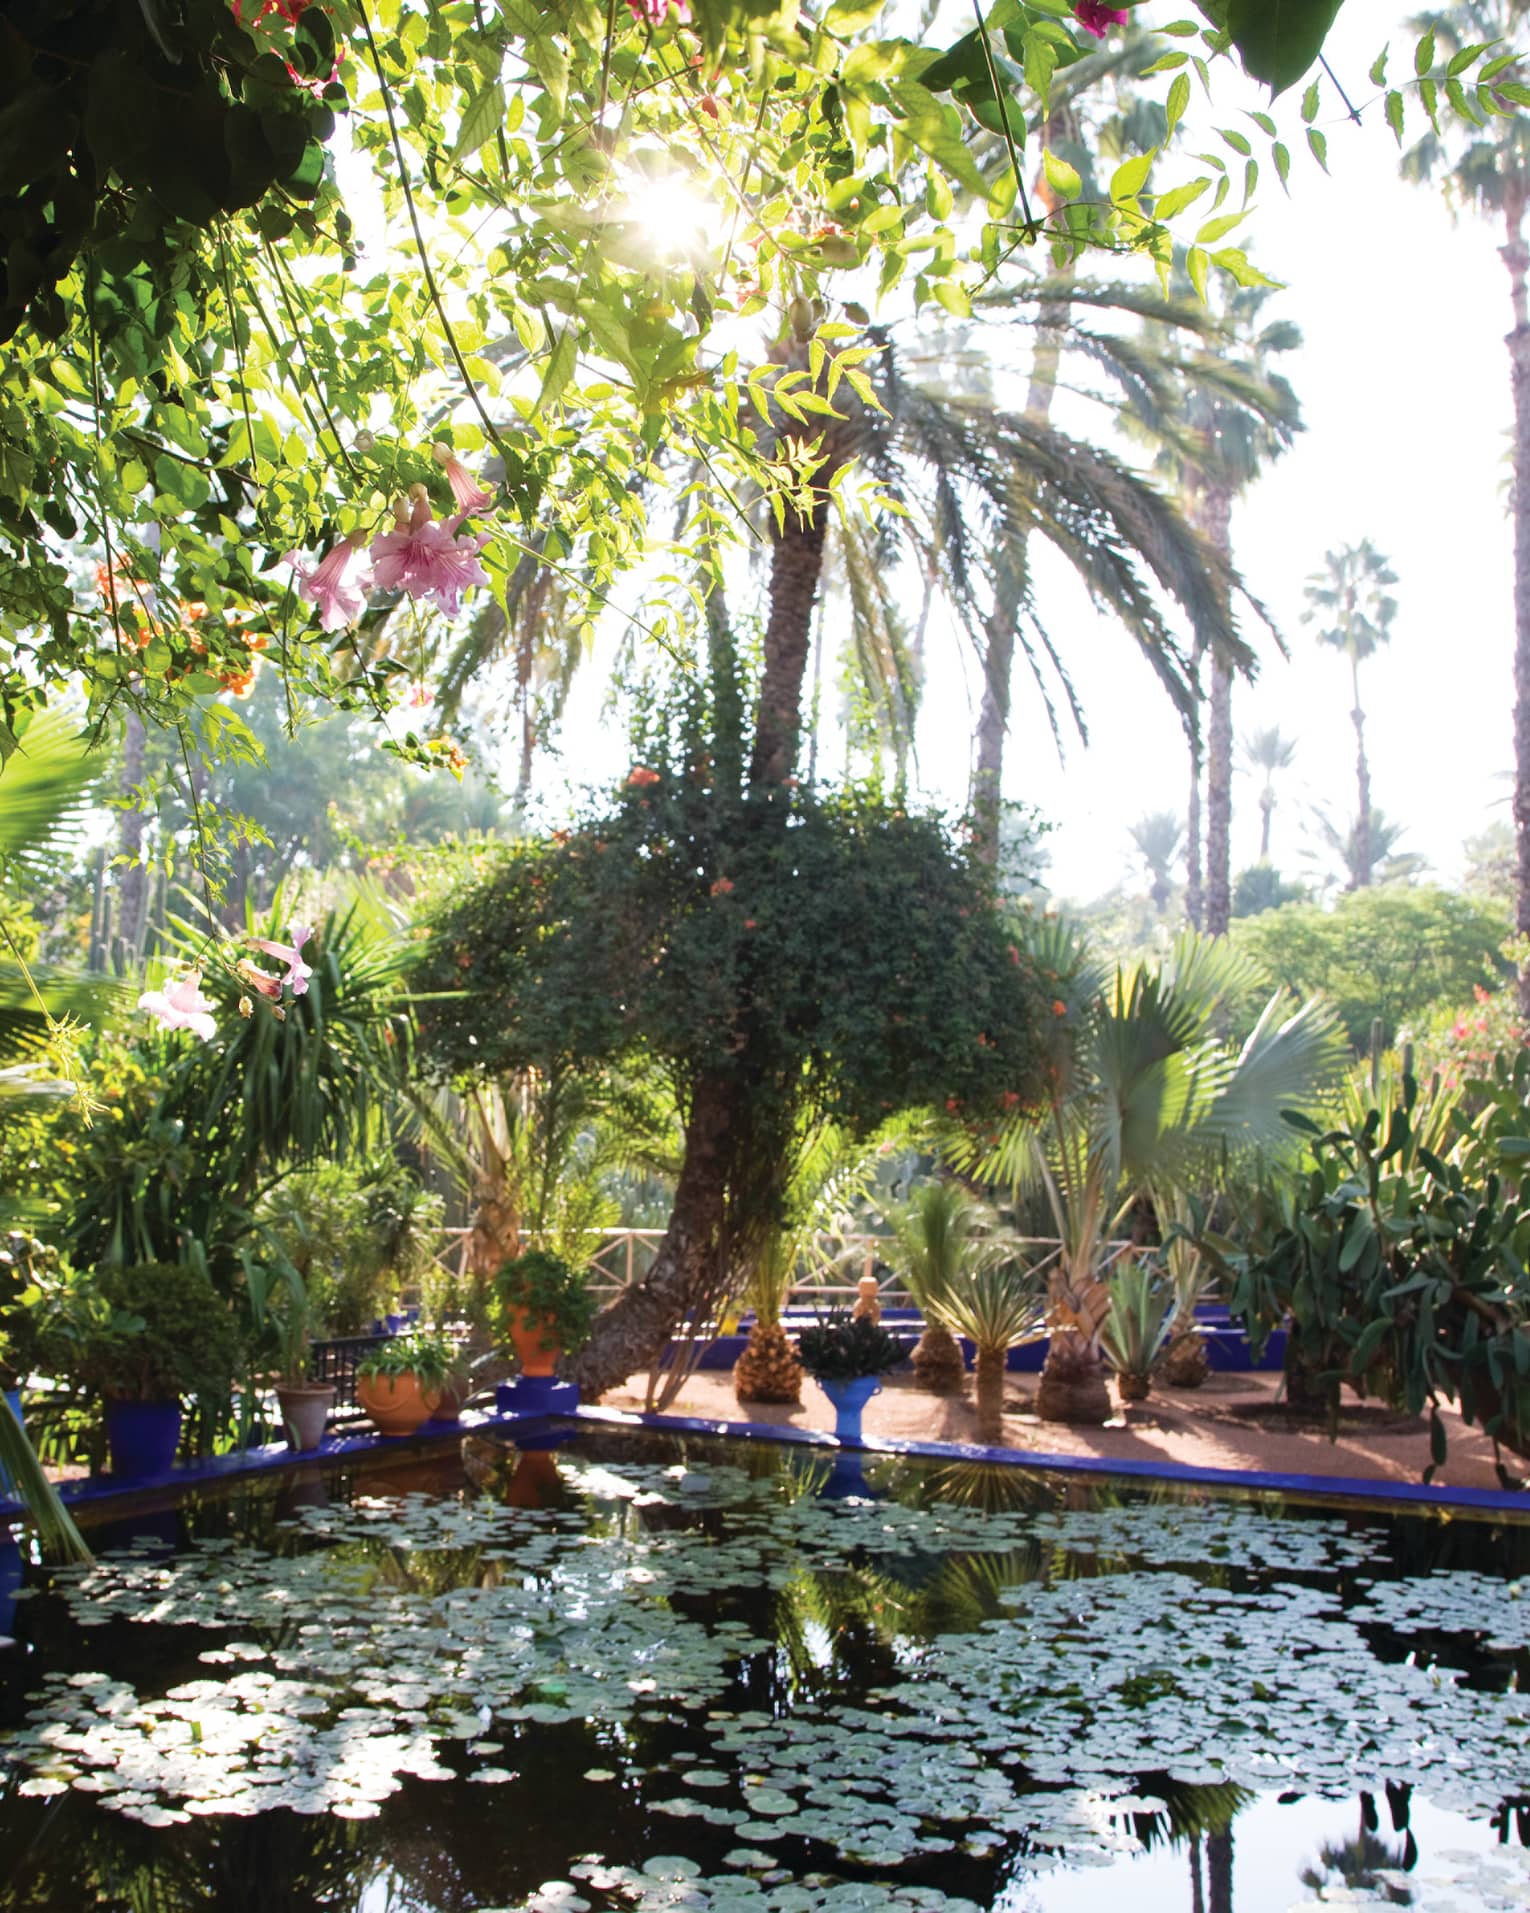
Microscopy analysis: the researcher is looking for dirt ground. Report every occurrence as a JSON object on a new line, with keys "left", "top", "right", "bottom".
{"left": 604, "top": 1365, "right": 1527, "bottom": 1497}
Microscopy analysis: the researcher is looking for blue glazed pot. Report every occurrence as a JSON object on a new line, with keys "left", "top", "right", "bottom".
{"left": 105, "top": 1399, "right": 183, "bottom": 1482}
{"left": 0, "top": 1389, "right": 22, "bottom": 1499}
{"left": 817, "top": 1373, "right": 881, "bottom": 1444}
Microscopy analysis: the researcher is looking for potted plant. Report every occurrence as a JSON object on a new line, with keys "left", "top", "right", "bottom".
{"left": 493, "top": 1250, "right": 594, "bottom": 1378}
{"left": 75, "top": 1262, "right": 241, "bottom": 1481}
{"left": 796, "top": 1311, "right": 907, "bottom": 1443}
{"left": 269, "top": 1273, "right": 335, "bottom": 1453}
{"left": 355, "top": 1330, "right": 456, "bottom": 1437}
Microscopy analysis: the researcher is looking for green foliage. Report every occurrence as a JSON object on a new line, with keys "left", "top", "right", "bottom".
{"left": 72, "top": 1260, "right": 241, "bottom": 1403}
{"left": 0, "top": 1229, "right": 66, "bottom": 1385}
{"left": 1231, "top": 885, "right": 1513, "bottom": 1051}
{"left": 1229, "top": 1065, "right": 1530, "bottom": 1468}
{"left": 796, "top": 1311, "right": 907, "bottom": 1381}
{"left": 354, "top": 1329, "right": 457, "bottom": 1390}
{"left": 1099, "top": 1257, "right": 1176, "bottom": 1384}
{"left": 1231, "top": 863, "right": 1307, "bottom": 918}
{"left": 493, "top": 1251, "right": 596, "bottom": 1358}
{"left": 929, "top": 1253, "right": 1049, "bottom": 1359}
{"left": 889, "top": 1180, "right": 996, "bottom": 1319}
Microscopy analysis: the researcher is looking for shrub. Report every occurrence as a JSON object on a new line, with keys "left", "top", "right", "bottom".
{"left": 73, "top": 1262, "right": 241, "bottom": 1403}
{"left": 493, "top": 1251, "right": 595, "bottom": 1357}
{"left": 796, "top": 1312, "right": 907, "bottom": 1381}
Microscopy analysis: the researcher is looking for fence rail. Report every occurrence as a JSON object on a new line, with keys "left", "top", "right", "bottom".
{"left": 425, "top": 1226, "right": 1137, "bottom": 1314}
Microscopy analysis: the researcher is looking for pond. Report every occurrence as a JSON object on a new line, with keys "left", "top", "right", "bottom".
{"left": 0, "top": 1424, "right": 1527, "bottom": 1911}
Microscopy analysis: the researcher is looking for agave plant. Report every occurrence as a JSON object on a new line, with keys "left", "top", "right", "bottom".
{"left": 889, "top": 1179, "right": 995, "bottom": 1396}
{"left": 954, "top": 924, "right": 1349, "bottom": 1426}
{"left": 928, "top": 1250, "right": 1048, "bottom": 1443}
{"left": 1098, "top": 1257, "right": 1176, "bottom": 1404}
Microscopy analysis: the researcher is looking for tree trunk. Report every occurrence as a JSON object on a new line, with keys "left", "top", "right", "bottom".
{"left": 1350, "top": 652, "right": 1372, "bottom": 888}
{"left": 1207, "top": 1828, "right": 1234, "bottom": 1913}
{"left": 911, "top": 1321, "right": 967, "bottom": 1394}
{"left": 1258, "top": 789, "right": 1273, "bottom": 862}
{"left": 1186, "top": 479, "right": 1234, "bottom": 936}
{"left": 973, "top": 1344, "right": 1007, "bottom": 1443}
{"left": 570, "top": 1073, "right": 739, "bottom": 1400}
{"left": 1185, "top": 639, "right": 1204, "bottom": 931}
{"left": 733, "top": 1319, "right": 804, "bottom": 1405}
{"left": 1505, "top": 189, "right": 1530, "bottom": 1018}
{"left": 116, "top": 711, "right": 147, "bottom": 961}
{"left": 1035, "top": 1327, "right": 1113, "bottom": 1424}
{"left": 971, "top": 263, "right": 1074, "bottom": 864}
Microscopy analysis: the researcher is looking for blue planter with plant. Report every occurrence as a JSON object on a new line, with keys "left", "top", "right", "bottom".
{"left": 492, "top": 1251, "right": 592, "bottom": 1416}
{"left": 796, "top": 1313, "right": 907, "bottom": 1444}
{"left": 104, "top": 1399, "right": 183, "bottom": 1480}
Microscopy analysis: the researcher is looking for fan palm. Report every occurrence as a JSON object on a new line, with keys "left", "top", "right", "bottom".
{"left": 1242, "top": 725, "right": 1298, "bottom": 863}
{"left": 1402, "top": 0, "right": 1530, "bottom": 1007}
{"left": 889, "top": 1179, "right": 995, "bottom": 1397}
{"left": 1128, "top": 810, "right": 1184, "bottom": 914}
{"left": 928, "top": 1249, "right": 1048, "bottom": 1442}
{"left": 1302, "top": 541, "right": 1399, "bottom": 890}
{"left": 952, "top": 927, "right": 1348, "bottom": 1424}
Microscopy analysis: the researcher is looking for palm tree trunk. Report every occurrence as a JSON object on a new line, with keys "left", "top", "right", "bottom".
{"left": 972, "top": 264, "right": 1074, "bottom": 863}
{"left": 116, "top": 710, "right": 147, "bottom": 962}
{"left": 1207, "top": 1827, "right": 1234, "bottom": 1913}
{"left": 1507, "top": 189, "right": 1530, "bottom": 1010}
{"left": 1258, "top": 788, "right": 1273, "bottom": 862}
{"left": 974, "top": 1343, "right": 1007, "bottom": 1443}
{"left": 750, "top": 506, "right": 832, "bottom": 787}
{"left": 1185, "top": 639, "right": 1204, "bottom": 930}
{"left": 1350, "top": 652, "right": 1372, "bottom": 888}
{"left": 1187, "top": 479, "right": 1234, "bottom": 935}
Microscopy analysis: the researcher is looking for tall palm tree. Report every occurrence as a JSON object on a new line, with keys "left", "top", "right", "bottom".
{"left": 950, "top": 924, "right": 1348, "bottom": 1423}
{"left": 1242, "top": 725, "right": 1298, "bottom": 862}
{"left": 1126, "top": 280, "right": 1304, "bottom": 934}
{"left": 1402, "top": 0, "right": 1530, "bottom": 1008}
{"left": 1301, "top": 540, "right": 1398, "bottom": 888}
{"left": 1128, "top": 810, "right": 1184, "bottom": 914}
{"left": 1308, "top": 804, "right": 1420, "bottom": 891}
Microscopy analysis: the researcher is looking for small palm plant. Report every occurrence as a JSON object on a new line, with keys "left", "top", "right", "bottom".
{"left": 1099, "top": 1257, "right": 1176, "bottom": 1404}
{"left": 734, "top": 1230, "right": 805, "bottom": 1405}
{"left": 890, "top": 1180, "right": 994, "bottom": 1395}
{"left": 929, "top": 1251, "right": 1048, "bottom": 1443}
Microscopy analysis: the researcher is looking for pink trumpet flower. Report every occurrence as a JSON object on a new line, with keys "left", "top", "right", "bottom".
{"left": 432, "top": 442, "right": 494, "bottom": 517}
{"left": 138, "top": 975, "right": 218, "bottom": 1041}
{"left": 246, "top": 924, "right": 314, "bottom": 996}
{"left": 237, "top": 959, "right": 284, "bottom": 1000}
{"left": 1072, "top": 0, "right": 1128, "bottom": 34}
{"left": 370, "top": 486, "right": 491, "bottom": 617}
{"left": 285, "top": 536, "right": 373, "bottom": 633}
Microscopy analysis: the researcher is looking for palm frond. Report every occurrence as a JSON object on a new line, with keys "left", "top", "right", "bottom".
{"left": 0, "top": 706, "right": 98, "bottom": 877}
{"left": 0, "top": 1399, "right": 90, "bottom": 1563}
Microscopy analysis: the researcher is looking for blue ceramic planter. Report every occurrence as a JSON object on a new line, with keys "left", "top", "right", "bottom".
{"left": 105, "top": 1400, "right": 183, "bottom": 1482}
{"left": 817, "top": 1373, "right": 881, "bottom": 1444}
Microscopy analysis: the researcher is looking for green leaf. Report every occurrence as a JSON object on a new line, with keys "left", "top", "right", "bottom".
{"left": 1415, "top": 28, "right": 1436, "bottom": 75}
{"left": 1109, "top": 151, "right": 1154, "bottom": 203}
{"left": 1227, "top": 0, "right": 1343, "bottom": 96}
{"left": 1385, "top": 88, "right": 1405, "bottom": 142}
{"left": 1307, "top": 125, "right": 1328, "bottom": 170}
{"left": 1165, "top": 71, "right": 1191, "bottom": 134}
{"left": 823, "top": 0, "right": 884, "bottom": 34}
{"left": 1195, "top": 210, "right": 1246, "bottom": 243}
{"left": 453, "top": 81, "right": 505, "bottom": 162}
{"left": 1152, "top": 176, "right": 1210, "bottom": 219}
{"left": 1369, "top": 44, "right": 1388, "bottom": 86}
{"left": 1301, "top": 77, "right": 1321, "bottom": 122}
{"left": 535, "top": 328, "right": 578, "bottom": 415}
{"left": 887, "top": 80, "right": 991, "bottom": 199}
{"left": 1185, "top": 243, "right": 1210, "bottom": 299}
{"left": 1042, "top": 148, "right": 1082, "bottom": 200}
{"left": 1272, "top": 139, "right": 1291, "bottom": 190}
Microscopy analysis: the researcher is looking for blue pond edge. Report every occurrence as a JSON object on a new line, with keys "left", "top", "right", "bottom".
{"left": 4, "top": 1398, "right": 1529, "bottom": 1524}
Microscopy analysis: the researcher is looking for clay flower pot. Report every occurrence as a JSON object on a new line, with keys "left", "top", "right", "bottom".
{"left": 507, "top": 1308, "right": 561, "bottom": 1378}
{"left": 356, "top": 1370, "right": 443, "bottom": 1437}
{"left": 276, "top": 1382, "right": 335, "bottom": 1453}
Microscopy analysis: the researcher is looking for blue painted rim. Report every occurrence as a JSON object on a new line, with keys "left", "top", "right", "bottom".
{"left": 3, "top": 1398, "right": 1527, "bottom": 1524}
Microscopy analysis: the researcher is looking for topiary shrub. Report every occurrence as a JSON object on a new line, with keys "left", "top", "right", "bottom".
{"left": 73, "top": 1262, "right": 241, "bottom": 1403}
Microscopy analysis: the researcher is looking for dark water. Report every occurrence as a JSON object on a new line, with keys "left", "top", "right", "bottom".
{"left": 0, "top": 1426, "right": 1526, "bottom": 1912}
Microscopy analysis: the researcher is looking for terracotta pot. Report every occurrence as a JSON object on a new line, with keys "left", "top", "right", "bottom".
{"left": 276, "top": 1382, "right": 335, "bottom": 1453}
{"left": 430, "top": 1367, "right": 472, "bottom": 1424}
{"left": 356, "top": 1370, "right": 443, "bottom": 1437}
{"left": 507, "top": 1307, "right": 561, "bottom": 1379}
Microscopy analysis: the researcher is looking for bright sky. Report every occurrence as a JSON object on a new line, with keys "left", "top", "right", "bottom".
{"left": 530, "top": 3, "right": 1515, "bottom": 904}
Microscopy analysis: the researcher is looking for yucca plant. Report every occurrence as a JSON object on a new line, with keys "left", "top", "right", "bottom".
{"left": 889, "top": 1179, "right": 994, "bottom": 1396}
{"left": 929, "top": 1251, "right": 1048, "bottom": 1443}
{"left": 1099, "top": 1257, "right": 1176, "bottom": 1403}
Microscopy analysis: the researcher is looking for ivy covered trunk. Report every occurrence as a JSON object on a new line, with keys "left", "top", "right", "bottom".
{"left": 973, "top": 1344, "right": 1007, "bottom": 1444}
{"left": 570, "top": 1073, "right": 739, "bottom": 1401}
{"left": 1503, "top": 190, "right": 1530, "bottom": 1018}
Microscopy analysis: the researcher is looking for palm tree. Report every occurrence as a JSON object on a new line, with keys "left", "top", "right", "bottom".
{"left": 1301, "top": 540, "right": 1399, "bottom": 889}
{"left": 1128, "top": 810, "right": 1184, "bottom": 914}
{"left": 1242, "top": 725, "right": 1298, "bottom": 862}
{"left": 1126, "top": 280, "right": 1304, "bottom": 934}
{"left": 1308, "top": 804, "right": 1420, "bottom": 891}
{"left": 889, "top": 1179, "right": 994, "bottom": 1396}
{"left": 1402, "top": 0, "right": 1530, "bottom": 1009}
{"left": 951, "top": 925, "right": 1348, "bottom": 1423}
{"left": 928, "top": 1250, "right": 1048, "bottom": 1441}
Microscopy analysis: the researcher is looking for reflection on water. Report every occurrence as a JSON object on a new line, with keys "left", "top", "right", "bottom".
{"left": 0, "top": 1427, "right": 1525, "bottom": 1912}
